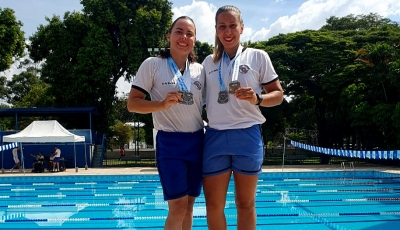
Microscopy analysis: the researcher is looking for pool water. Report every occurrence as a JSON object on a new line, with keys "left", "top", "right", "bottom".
{"left": 0, "top": 170, "right": 400, "bottom": 229}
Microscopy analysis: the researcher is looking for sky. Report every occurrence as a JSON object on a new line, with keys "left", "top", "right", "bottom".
{"left": 2, "top": 0, "right": 400, "bottom": 96}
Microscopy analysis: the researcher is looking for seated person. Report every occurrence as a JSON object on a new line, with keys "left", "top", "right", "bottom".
{"left": 49, "top": 152, "right": 55, "bottom": 161}
{"left": 31, "top": 151, "right": 44, "bottom": 162}
{"left": 48, "top": 152, "right": 55, "bottom": 171}
{"left": 30, "top": 152, "right": 44, "bottom": 172}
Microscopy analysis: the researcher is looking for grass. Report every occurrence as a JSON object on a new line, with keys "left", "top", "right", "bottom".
{"left": 102, "top": 156, "right": 377, "bottom": 167}
{"left": 103, "top": 158, "right": 156, "bottom": 167}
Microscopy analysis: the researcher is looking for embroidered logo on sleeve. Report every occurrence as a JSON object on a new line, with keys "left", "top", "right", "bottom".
{"left": 193, "top": 81, "right": 202, "bottom": 90}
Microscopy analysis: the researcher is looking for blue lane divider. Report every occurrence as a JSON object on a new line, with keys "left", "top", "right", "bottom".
{"left": 1, "top": 187, "right": 400, "bottom": 200}
{"left": 2, "top": 197, "right": 400, "bottom": 210}
{"left": 0, "top": 142, "right": 19, "bottom": 151}
{"left": 257, "top": 181, "right": 400, "bottom": 187}
{"left": 290, "top": 140, "right": 399, "bottom": 160}
{"left": 260, "top": 188, "right": 400, "bottom": 194}
{"left": 0, "top": 181, "right": 160, "bottom": 187}
{"left": 1, "top": 211, "right": 400, "bottom": 223}
{"left": 1, "top": 180, "right": 399, "bottom": 193}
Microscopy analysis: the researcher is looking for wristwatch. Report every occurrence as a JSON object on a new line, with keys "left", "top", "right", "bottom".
{"left": 256, "top": 93, "right": 263, "bottom": 105}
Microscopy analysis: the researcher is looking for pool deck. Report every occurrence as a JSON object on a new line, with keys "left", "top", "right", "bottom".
{"left": 0, "top": 164, "right": 399, "bottom": 177}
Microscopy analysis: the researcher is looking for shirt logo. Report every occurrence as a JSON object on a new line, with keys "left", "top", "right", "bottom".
{"left": 208, "top": 69, "right": 218, "bottom": 74}
{"left": 162, "top": 80, "right": 176, "bottom": 85}
{"left": 193, "top": 81, "right": 202, "bottom": 90}
{"left": 239, "top": 65, "right": 250, "bottom": 74}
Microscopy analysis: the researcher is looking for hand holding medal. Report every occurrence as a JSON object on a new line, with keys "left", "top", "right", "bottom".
{"left": 166, "top": 57, "right": 193, "bottom": 105}
{"left": 228, "top": 81, "right": 241, "bottom": 94}
{"left": 178, "top": 91, "right": 194, "bottom": 105}
{"left": 162, "top": 91, "right": 183, "bottom": 109}
{"left": 235, "top": 87, "right": 257, "bottom": 104}
{"left": 217, "top": 45, "right": 243, "bottom": 103}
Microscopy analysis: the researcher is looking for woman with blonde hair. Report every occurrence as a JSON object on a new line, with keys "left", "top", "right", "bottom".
{"left": 201, "top": 5, "right": 284, "bottom": 230}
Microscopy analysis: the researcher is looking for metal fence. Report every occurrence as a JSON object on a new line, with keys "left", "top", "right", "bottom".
{"left": 100, "top": 147, "right": 399, "bottom": 168}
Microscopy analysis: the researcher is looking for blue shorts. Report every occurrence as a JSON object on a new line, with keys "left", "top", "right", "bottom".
{"left": 156, "top": 129, "right": 204, "bottom": 200}
{"left": 53, "top": 157, "right": 60, "bottom": 163}
{"left": 203, "top": 124, "right": 264, "bottom": 177}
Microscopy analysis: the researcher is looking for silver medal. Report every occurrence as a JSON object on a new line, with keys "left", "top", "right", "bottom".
{"left": 178, "top": 91, "right": 194, "bottom": 105}
{"left": 218, "top": 91, "right": 229, "bottom": 104}
{"left": 228, "top": 81, "right": 241, "bottom": 94}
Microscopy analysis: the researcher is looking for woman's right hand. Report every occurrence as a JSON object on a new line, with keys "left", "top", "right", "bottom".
{"left": 162, "top": 91, "right": 183, "bottom": 109}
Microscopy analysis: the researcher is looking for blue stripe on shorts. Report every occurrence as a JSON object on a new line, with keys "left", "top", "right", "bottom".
{"left": 203, "top": 124, "right": 263, "bottom": 177}
{"left": 156, "top": 129, "right": 204, "bottom": 200}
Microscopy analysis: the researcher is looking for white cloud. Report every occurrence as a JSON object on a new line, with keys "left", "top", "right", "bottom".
{"left": 172, "top": 0, "right": 217, "bottom": 44}
{"left": 116, "top": 77, "right": 131, "bottom": 97}
{"left": 261, "top": 17, "right": 270, "bottom": 23}
{"left": 250, "top": 0, "right": 400, "bottom": 42}
{"left": 241, "top": 27, "right": 254, "bottom": 43}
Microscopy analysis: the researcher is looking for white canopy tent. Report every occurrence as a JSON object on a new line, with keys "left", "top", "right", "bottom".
{"left": 2, "top": 120, "right": 86, "bottom": 172}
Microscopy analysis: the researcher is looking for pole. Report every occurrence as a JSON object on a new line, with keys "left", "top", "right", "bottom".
{"left": 20, "top": 142, "right": 25, "bottom": 174}
{"left": 74, "top": 142, "right": 77, "bottom": 172}
{"left": 282, "top": 136, "right": 286, "bottom": 172}
{"left": 84, "top": 143, "right": 88, "bottom": 170}
{"left": 136, "top": 119, "right": 140, "bottom": 157}
{"left": 1, "top": 129, "right": 4, "bottom": 174}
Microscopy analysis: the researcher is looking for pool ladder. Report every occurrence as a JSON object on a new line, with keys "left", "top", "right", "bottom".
{"left": 341, "top": 161, "right": 354, "bottom": 171}
{"left": 341, "top": 162, "right": 354, "bottom": 178}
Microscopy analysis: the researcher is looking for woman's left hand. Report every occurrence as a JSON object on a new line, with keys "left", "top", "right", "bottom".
{"left": 235, "top": 87, "right": 257, "bottom": 104}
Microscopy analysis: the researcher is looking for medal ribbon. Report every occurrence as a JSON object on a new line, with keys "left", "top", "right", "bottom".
{"left": 218, "top": 45, "right": 242, "bottom": 91}
{"left": 167, "top": 57, "right": 190, "bottom": 92}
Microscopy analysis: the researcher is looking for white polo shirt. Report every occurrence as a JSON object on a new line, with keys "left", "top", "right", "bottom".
{"left": 132, "top": 57, "right": 205, "bottom": 132}
{"left": 54, "top": 149, "right": 61, "bottom": 157}
{"left": 202, "top": 48, "right": 278, "bottom": 130}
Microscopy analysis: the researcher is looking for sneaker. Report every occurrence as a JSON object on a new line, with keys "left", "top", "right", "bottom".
{"left": 10, "top": 168, "right": 13, "bottom": 172}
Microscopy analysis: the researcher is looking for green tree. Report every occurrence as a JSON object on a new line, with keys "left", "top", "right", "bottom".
{"left": 14, "top": 83, "right": 53, "bottom": 108}
{"left": 263, "top": 31, "right": 356, "bottom": 148}
{"left": 268, "top": 16, "right": 400, "bottom": 153}
{"left": 321, "top": 13, "right": 398, "bottom": 31}
{"left": 113, "top": 94, "right": 135, "bottom": 123}
{"left": 255, "top": 13, "right": 400, "bottom": 161}
{"left": 112, "top": 94, "right": 153, "bottom": 146}
{"left": 0, "top": 104, "right": 13, "bottom": 130}
{"left": 0, "top": 76, "right": 7, "bottom": 102}
{"left": 353, "top": 42, "right": 400, "bottom": 149}
{"left": 356, "top": 43, "right": 398, "bottom": 103}
{"left": 109, "top": 121, "right": 133, "bottom": 148}
{"left": 194, "top": 40, "right": 213, "bottom": 63}
{"left": 0, "top": 8, "right": 25, "bottom": 71}
{"left": 5, "top": 67, "right": 44, "bottom": 105}
{"left": 28, "top": 0, "right": 173, "bottom": 133}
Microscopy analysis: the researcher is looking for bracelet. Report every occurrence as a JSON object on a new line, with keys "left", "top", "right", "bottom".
{"left": 256, "top": 93, "right": 263, "bottom": 105}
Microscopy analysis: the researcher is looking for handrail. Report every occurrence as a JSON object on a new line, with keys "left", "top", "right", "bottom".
{"left": 99, "top": 134, "right": 106, "bottom": 167}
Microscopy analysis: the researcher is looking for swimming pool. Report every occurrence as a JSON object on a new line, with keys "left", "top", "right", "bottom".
{"left": 0, "top": 170, "right": 399, "bottom": 229}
